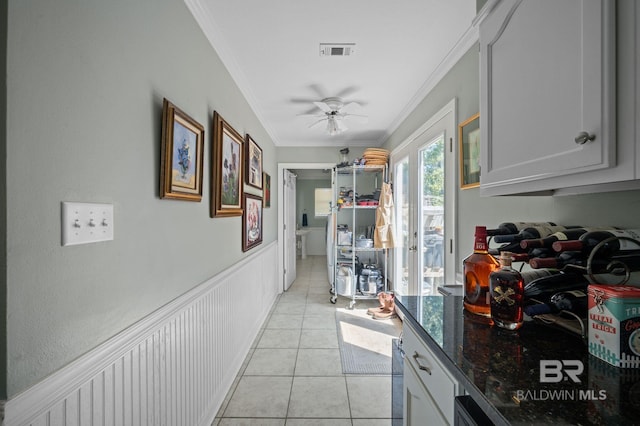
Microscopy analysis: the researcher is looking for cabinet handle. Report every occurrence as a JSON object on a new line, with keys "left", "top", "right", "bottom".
{"left": 574, "top": 131, "right": 596, "bottom": 145}
{"left": 412, "top": 351, "right": 432, "bottom": 375}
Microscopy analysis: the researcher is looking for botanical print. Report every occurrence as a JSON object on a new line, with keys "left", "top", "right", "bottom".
{"left": 245, "top": 197, "right": 261, "bottom": 245}
{"left": 221, "top": 130, "right": 241, "bottom": 207}
{"left": 171, "top": 119, "right": 198, "bottom": 192}
{"left": 467, "top": 128, "right": 480, "bottom": 175}
{"left": 248, "top": 142, "right": 262, "bottom": 188}
{"left": 243, "top": 194, "right": 263, "bottom": 251}
{"left": 263, "top": 173, "right": 271, "bottom": 208}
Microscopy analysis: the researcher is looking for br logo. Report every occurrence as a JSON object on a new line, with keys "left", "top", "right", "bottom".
{"left": 539, "top": 360, "right": 584, "bottom": 383}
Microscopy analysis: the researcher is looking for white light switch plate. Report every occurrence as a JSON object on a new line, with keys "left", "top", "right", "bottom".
{"left": 61, "top": 202, "right": 114, "bottom": 246}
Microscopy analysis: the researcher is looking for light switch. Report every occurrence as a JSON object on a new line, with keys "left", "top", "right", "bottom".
{"left": 61, "top": 202, "right": 114, "bottom": 246}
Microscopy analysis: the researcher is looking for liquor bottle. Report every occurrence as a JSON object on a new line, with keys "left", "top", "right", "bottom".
{"left": 489, "top": 252, "right": 524, "bottom": 330}
{"left": 486, "top": 222, "right": 557, "bottom": 237}
{"left": 552, "top": 229, "right": 640, "bottom": 256}
{"left": 463, "top": 226, "right": 500, "bottom": 318}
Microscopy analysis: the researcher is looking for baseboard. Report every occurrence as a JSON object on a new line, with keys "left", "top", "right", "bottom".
{"left": 1, "top": 242, "right": 279, "bottom": 426}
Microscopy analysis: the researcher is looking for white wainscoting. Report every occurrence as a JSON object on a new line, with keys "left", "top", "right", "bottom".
{"left": 2, "top": 242, "right": 280, "bottom": 426}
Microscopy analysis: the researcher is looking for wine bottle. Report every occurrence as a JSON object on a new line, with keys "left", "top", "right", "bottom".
{"left": 550, "top": 290, "right": 588, "bottom": 315}
{"left": 464, "top": 226, "right": 500, "bottom": 318}
{"left": 520, "top": 228, "right": 590, "bottom": 250}
{"left": 490, "top": 252, "right": 524, "bottom": 330}
{"left": 529, "top": 252, "right": 640, "bottom": 275}
{"left": 486, "top": 222, "right": 557, "bottom": 237}
{"left": 493, "top": 225, "right": 581, "bottom": 244}
{"left": 523, "top": 270, "right": 589, "bottom": 301}
{"left": 552, "top": 229, "right": 640, "bottom": 255}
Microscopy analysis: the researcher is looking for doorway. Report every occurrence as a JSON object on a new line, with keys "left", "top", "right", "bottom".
{"left": 277, "top": 162, "right": 336, "bottom": 292}
{"left": 391, "top": 99, "right": 457, "bottom": 296}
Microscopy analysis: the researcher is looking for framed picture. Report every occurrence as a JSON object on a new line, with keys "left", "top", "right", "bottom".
{"left": 263, "top": 172, "right": 271, "bottom": 208}
{"left": 211, "top": 111, "right": 244, "bottom": 217}
{"left": 245, "top": 134, "right": 263, "bottom": 189}
{"left": 242, "top": 193, "right": 263, "bottom": 251}
{"left": 459, "top": 113, "right": 480, "bottom": 189}
{"left": 160, "top": 98, "right": 205, "bottom": 201}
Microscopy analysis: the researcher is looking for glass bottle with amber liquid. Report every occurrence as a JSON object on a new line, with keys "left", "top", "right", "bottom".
{"left": 490, "top": 252, "right": 524, "bottom": 330}
{"left": 464, "top": 226, "right": 500, "bottom": 318}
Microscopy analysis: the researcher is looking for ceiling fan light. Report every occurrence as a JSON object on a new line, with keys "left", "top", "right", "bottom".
{"left": 326, "top": 116, "right": 345, "bottom": 136}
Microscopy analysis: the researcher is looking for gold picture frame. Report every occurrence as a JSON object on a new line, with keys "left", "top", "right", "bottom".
{"left": 160, "top": 98, "right": 205, "bottom": 201}
{"left": 459, "top": 113, "right": 480, "bottom": 189}
{"left": 211, "top": 111, "right": 244, "bottom": 217}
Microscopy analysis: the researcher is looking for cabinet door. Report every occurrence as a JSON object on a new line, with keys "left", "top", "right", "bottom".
{"left": 403, "top": 360, "right": 449, "bottom": 426}
{"left": 480, "top": 0, "right": 615, "bottom": 195}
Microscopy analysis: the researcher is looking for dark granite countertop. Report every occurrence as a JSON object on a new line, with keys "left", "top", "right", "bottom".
{"left": 395, "top": 295, "right": 640, "bottom": 426}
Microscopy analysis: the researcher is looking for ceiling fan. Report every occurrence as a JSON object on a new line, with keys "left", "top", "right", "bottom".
{"left": 299, "top": 97, "right": 368, "bottom": 136}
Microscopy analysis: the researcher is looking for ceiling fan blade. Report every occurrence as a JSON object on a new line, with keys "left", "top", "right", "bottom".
{"left": 335, "top": 86, "right": 359, "bottom": 99}
{"left": 341, "top": 101, "right": 362, "bottom": 114}
{"left": 308, "top": 118, "right": 328, "bottom": 128}
{"left": 342, "top": 113, "right": 368, "bottom": 124}
{"left": 308, "top": 83, "right": 328, "bottom": 99}
{"left": 313, "top": 101, "right": 332, "bottom": 113}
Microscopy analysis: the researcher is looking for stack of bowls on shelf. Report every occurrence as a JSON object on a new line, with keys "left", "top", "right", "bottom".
{"left": 363, "top": 148, "right": 390, "bottom": 166}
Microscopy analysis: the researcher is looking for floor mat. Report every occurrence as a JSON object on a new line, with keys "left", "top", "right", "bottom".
{"left": 335, "top": 305, "right": 403, "bottom": 374}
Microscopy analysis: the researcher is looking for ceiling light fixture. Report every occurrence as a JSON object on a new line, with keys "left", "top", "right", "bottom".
{"left": 326, "top": 115, "right": 346, "bottom": 136}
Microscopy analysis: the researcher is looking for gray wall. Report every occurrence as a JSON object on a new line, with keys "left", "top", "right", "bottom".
{"left": 5, "top": 0, "right": 276, "bottom": 397}
{"left": 0, "top": 0, "right": 7, "bottom": 397}
{"left": 384, "top": 44, "right": 640, "bottom": 277}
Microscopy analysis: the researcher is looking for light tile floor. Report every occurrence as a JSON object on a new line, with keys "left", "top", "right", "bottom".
{"left": 213, "top": 255, "right": 401, "bottom": 426}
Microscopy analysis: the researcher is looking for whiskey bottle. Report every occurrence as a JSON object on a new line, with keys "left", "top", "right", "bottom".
{"left": 490, "top": 252, "right": 524, "bottom": 330}
{"left": 464, "top": 226, "right": 500, "bottom": 318}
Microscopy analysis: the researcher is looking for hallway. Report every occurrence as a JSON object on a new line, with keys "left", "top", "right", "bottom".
{"left": 213, "top": 255, "right": 401, "bottom": 425}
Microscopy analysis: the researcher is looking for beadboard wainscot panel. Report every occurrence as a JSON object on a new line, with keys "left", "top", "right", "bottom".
{"left": 1, "top": 241, "right": 279, "bottom": 426}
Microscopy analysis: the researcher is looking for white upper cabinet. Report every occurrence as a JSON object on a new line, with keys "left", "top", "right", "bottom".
{"left": 479, "top": 0, "right": 616, "bottom": 195}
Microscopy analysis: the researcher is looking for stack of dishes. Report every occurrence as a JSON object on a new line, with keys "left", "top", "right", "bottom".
{"left": 363, "top": 148, "right": 390, "bottom": 165}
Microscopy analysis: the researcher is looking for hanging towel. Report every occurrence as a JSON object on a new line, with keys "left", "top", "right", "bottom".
{"left": 374, "top": 182, "right": 396, "bottom": 248}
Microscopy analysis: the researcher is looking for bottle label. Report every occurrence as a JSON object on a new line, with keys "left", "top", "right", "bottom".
{"left": 530, "top": 225, "right": 567, "bottom": 237}
{"left": 610, "top": 229, "right": 640, "bottom": 250}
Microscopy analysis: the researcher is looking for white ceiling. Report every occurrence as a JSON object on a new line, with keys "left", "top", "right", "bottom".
{"left": 186, "top": 0, "right": 478, "bottom": 147}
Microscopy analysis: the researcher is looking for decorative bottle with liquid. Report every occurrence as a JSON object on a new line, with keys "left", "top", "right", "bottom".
{"left": 464, "top": 226, "right": 500, "bottom": 317}
{"left": 490, "top": 252, "right": 524, "bottom": 330}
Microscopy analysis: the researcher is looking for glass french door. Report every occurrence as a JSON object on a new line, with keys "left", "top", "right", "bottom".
{"left": 392, "top": 101, "right": 456, "bottom": 296}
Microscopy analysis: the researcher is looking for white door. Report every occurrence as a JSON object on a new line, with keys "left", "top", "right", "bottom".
{"left": 283, "top": 169, "right": 297, "bottom": 290}
{"left": 392, "top": 100, "right": 456, "bottom": 296}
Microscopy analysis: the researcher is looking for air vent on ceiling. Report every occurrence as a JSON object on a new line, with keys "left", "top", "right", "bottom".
{"left": 319, "top": 43, "right": 355, "bottom": 57}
